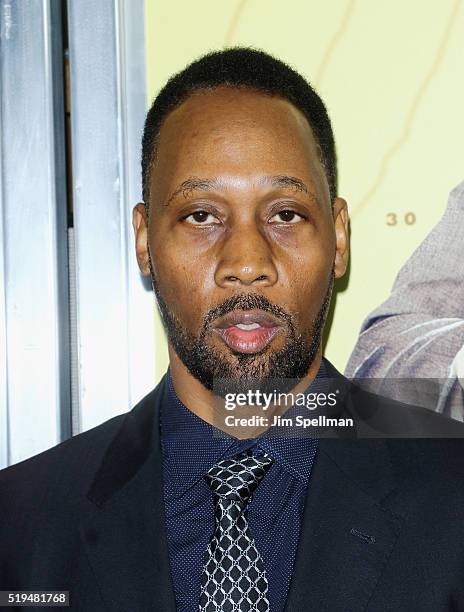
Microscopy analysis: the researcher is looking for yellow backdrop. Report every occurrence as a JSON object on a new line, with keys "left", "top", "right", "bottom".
{"left": 144, "top": 0, "right": 464, "bottom": 380}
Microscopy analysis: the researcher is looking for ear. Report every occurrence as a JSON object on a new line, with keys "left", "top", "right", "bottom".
{"left": 333, "top": 197, "right": 349, "bottom": 279}
{"left": 132, "top": 203, "right": 151, "bottom": 276}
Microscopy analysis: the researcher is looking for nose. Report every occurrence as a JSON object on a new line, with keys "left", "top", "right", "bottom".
{"left": 215, "top": 223, "right": 278, "bottom": 288}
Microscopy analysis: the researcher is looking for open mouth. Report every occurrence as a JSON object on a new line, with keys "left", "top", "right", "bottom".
{"left": 211, "top": 309, "right": 284, "bottom": 354}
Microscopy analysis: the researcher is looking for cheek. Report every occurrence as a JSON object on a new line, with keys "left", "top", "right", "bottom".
{"left": 279, "top": 244, "right": 334, "bottom": 324}
{"left": 150, "top": 236, "right": 215, "bottom": 320}
{"left": 277, "top": 234, "right": 334, "bottom": 294}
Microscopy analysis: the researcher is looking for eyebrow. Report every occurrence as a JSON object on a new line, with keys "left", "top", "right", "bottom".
{"left": 164, "top": 174, "right": 313, "bottom": 207}
{"left": 261, "top": 175, "right": 309, "bottom": 195}
{"left": 164, "top": 177, "right": 222, "bottom": 207}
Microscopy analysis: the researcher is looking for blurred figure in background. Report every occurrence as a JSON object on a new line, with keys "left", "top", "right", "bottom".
{"left": 346, "top": 180, "right": 464, "bottom": 419}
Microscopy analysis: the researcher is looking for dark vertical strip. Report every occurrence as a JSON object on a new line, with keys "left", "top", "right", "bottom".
{"left": 50, "top": 0, "right": 72, "bottom": 441}
{"left": 62, "top": 0, "right": 73, "bottom": 229}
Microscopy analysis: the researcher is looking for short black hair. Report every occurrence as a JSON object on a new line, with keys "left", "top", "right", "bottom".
{"left": 141, "top": 47, "right": 337, "bottom": 207}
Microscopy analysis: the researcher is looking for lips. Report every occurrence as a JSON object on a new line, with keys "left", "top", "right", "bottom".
{"left": 212, "top": 309, "right": 283, "bottom": 354}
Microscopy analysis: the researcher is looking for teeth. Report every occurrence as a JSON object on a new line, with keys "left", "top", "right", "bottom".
{"left": 236, "top": 323, "right": 261, "bottom": 330}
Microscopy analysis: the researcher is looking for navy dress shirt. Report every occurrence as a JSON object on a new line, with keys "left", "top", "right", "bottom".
{"left": 159, "top": 363, "right": 329, "bottom": 612}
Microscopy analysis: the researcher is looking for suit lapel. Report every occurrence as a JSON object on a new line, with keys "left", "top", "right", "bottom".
{"left": 285, "top": 437, "right": 403, "bottom": 612}
{"left": 79, "top": 376, "right": 177, "bottom": 612}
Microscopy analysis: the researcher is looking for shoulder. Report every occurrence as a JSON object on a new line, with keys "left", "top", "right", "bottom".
{"left": 0, "top": 412, "right": 131, "bottom": 568}
{"left": 0, "top": 377, "right": 165, "bottom": 521}
{"left": 0, "top": 380, "right": 165, "bottom": 495}
{"left": 0, "top": 412, "right": 125, "bottom": 510}
{"left": 384, "top": 437, "right": 464, "bottom": 477}
{"left": 320, "top": 436, "right": 464, "bottom": 527}
{"left": 359, "top": 387, "right": 464, "bottom": 438}
{"left": 384, "top": 438, "right": 464, "bottom": 527}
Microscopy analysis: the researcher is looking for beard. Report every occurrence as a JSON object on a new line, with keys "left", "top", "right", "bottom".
{"left": 151, "top": 270, "right": 334, "bottom": 397}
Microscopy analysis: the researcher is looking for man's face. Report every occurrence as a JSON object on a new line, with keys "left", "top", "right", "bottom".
{"left": 134, "top": 87, "right": 348, "bottom": 394}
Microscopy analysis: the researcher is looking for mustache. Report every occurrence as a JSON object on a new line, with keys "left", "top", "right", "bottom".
{"left": 202, "top": 293, "right": 296, "bottom": 336}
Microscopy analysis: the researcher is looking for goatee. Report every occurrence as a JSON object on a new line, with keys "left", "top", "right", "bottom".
{"left": 151, "top": 271, "right": 333, "bottom": 397}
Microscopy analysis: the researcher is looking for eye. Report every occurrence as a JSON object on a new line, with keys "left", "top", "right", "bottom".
{"left": 184, "top": 210, "right": 220, "bottom": 225}
{"left": 269, "top": 210, "right": 305, "bottom": 224}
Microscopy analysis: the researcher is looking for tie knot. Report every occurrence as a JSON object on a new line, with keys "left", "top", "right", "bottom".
{"left": 205, "top": 449, "right": 273, "bottom": 505}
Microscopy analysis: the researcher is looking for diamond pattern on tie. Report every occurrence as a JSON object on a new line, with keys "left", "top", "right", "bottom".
{"left": 199, "top": 449, "right": 274, "bottom": 612}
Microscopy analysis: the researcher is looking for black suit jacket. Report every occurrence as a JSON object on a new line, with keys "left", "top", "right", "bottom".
{"left": 2, "top": 363, "right": 464, "bottom": 611}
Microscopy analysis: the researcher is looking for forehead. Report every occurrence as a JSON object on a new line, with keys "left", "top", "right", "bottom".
{"left": 151, "top": 87, "right": 328, "bottom": 202}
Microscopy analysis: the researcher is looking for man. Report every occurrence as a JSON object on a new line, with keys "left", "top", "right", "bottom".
{"left": 346, "top": 180, "right": 464, "bottom": 419}
{"left": 1, "top": 48, "right": 464, "bottom": 612}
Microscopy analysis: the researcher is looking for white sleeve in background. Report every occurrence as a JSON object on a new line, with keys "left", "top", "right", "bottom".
{"left": 345, "top": 180, "right": 464, "bottom": 417}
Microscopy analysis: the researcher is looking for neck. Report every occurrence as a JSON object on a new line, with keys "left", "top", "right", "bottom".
{"left": 168, "top": 344, "right": 323, "bottom": 439}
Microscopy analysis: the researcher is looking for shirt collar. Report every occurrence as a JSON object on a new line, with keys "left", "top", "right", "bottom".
{"left": 159, "top": 362, "right": 330, "bottom": 495}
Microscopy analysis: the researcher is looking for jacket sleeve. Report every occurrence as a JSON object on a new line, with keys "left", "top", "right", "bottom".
{"left": 345, "top": 181, "right": 464, "bottom": 413}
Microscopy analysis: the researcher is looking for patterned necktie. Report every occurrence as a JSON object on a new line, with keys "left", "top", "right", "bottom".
{"left": 199, "top": 449, "right": 274, "bottom": 612}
